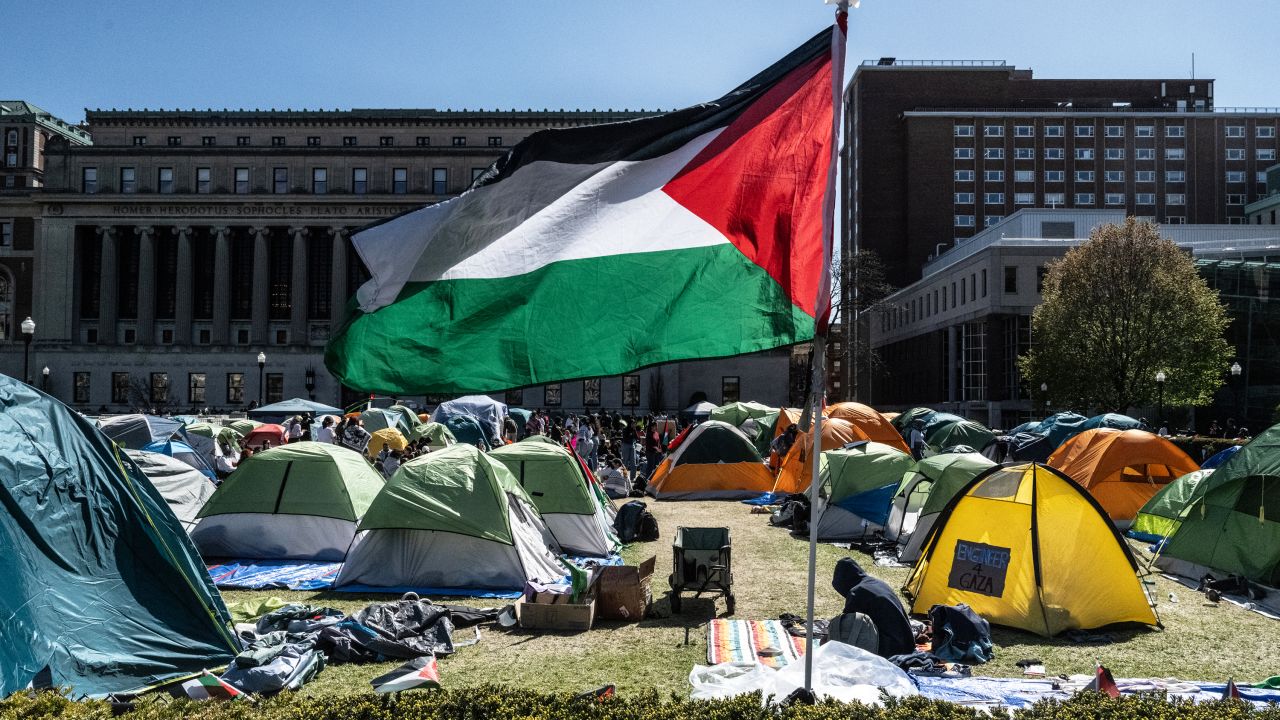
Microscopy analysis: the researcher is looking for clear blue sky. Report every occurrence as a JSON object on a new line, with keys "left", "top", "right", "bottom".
{"left": 6, "top": 0, "right": 1277, "bottom": 124}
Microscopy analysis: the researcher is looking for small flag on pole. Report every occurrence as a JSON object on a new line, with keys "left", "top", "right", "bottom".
{"left": 370, "top": 656, "right": 442, "bottom": 693}
{"left": 1223, "top": 677, "right": 1243, "bottom": 700}
{"left": 1084, "top": 663, "right": 1120, "bottom": 698}
{"left": 181, "top": 671, "right": 248, "bottom": 701}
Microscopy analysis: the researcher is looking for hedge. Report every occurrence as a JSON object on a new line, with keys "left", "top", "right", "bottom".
{"left": 4, "top": 686, "right": 1277, "bottom": 720}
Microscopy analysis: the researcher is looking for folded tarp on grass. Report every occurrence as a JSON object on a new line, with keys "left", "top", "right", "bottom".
{"left": 913, "top": 675, "right": 1280, "bottom": 709}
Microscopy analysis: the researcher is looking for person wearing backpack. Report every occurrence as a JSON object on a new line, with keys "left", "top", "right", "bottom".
{"left": 831, "top": 558, "right": 914, "bottom": 657}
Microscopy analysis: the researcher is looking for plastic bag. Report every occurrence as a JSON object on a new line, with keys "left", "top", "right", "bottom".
{"left": 688, "top": 642, "right": 917, "bottom": 704}
{"left": 689, "top": 662, "right": 776, "bottom": 700}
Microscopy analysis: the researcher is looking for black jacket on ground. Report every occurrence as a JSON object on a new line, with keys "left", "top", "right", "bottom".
{"left": 831, "top": 557, "right": 914, "bottom": 657}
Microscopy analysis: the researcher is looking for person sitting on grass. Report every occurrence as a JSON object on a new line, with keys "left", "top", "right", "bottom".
{"left": 831, "top": 557, "right": 914, "bottom": 657}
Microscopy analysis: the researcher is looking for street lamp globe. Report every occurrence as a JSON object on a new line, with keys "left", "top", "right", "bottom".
{"left": 42, "top": 366, "right": 49, "bottom": 377}
{"left": 1155, "top": 371, "right": 1166, "bottom": 384}
{"left": 257, "top": 352, "right": 267, "bottom": 367}
{"left": 20, "top": 317, "right": 35, "bottom": 336}
{"left": 1230, "top": 361, "right": 1242, "bottom": 377}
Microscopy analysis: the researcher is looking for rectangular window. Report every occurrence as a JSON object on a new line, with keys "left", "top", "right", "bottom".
{"left": 954, "top": 124, "right": 974, "bottom": 137}
{"left": 1014, "top": 147, "right": 1034, "bottom": 159}
{"left": 1104, "top": 148, "right": 1124, "bottom": 160}
{"left": 1135, "top": 125, "right": 1154, "bottom": 137}
{"left": 1045, "top": 148, "right": 1064, "bottom": 160}
{"left": 306, "top": 136, "right": 321, "bottom": 147}
{"left": 1014, "top": 125, "right": 1034, "bottom": 137}
{"left": 1105, "top": 125, "right": 1124, "bottom": 137}
{"left": 1226, "top": 148, "right": 1245, "bottom": 160}
{"left": 379, "top": 136, "right": 394, "bottom": 147}
{"left": 352, "top": 168, "right": 367, "bottom": 194}
{"left": 1166, "top": 215, "right": 1186, "bottom": 224}
{"left": 1105, "top": 193, "right": 1126, "bottom": 205}
{"left": 954, "top": 215, "right": 975, "bottom": 227}
{"left": 954, "top": 147, "right": 974, "bottom": 159}
{"left": 273, "top": 167, "right": 288, "bottom": 193}
{"left": 82, "top": 167, "right": 98, "bottom": 193}
{"left": 120, "top": 167, "right": 136, "bottom": 193}
{"left": 150, "top": 372, "right": 169, "bottom": 404}
{"left": 984, "top": 192, "right": 1004, "bottom": 204}
{"left": 1136, "top": 193, "right": 1155, "bottom": 204}
{"left": 1044, "top": 170, "right": 1064, "bottom": 182}
{"left": 73, "top": 372, "right": 91, "bottom": 404}
{"left": 1225, "top": 126, "right": 1245, "bottom": 138}
{"left": 111, "top": 372, "right": 130, "bottom": 403}
{"left": 226, "top": 373, "right": 244, "bottom": 403}
{"left": 1074, "top": 125, "right": 1094, "bottom": 137}
{"left": 983, "top": 147, "right": 1004, "bottom": 160}
{"left": 343, "top": 136, "right": 357, "bottom": 146}
{"left": 196, "top": 167, "right": 211, "bottom": 193}
{"left": 157, "top": 168, "right": 174, "bottom": 194}
{"left": 415, "top": 136, "right": 430, "bottom": 146}
{"left": 954, "top": 192, "right": 975, "bottom": 204}
{"left": 393, "top": 167, "right": 408, "bottom": 194}
{"left": 1014, "top": 192, "right": 1034, "bottom": 205}
{"left": 167, "top": 136, "right": 182, "bottom": 146}
{"left": 1014, "top": 170, "right": 1034, "bottom": 183}
{"left": 1044, "top": 192, "right": 1065, "bottom": 205}
{"left": 188, "top": 373, "right": 206, "bottom": 403}
{"left": 1167, "top": 193, "right": 1186, "bottom": 205}
{"left": 1226, "top": 171, "right": 1246, "bottom": 183}
{"left": 234, "top": 167, "right": 249, "bottom": 194}
{"left": 1259, "top": 149, "right": 1277, "bottom": 161}
{"left": 1075, "top": 148, "right": 1094, "bottom": 160}
{"left": 544, "top": 383, "right": 562, "bottom": 406}
{"left": 1166, "top": 170, "right": 1185, "bottom": 183}
{"left": 1258, "top": 171, "right": 1268, "bottom": 183}
{"left": 984, "top": 170, "right": 1004, "bottom": 182}
{"left": 1166, "top": 124, "right": 1185, "bottom": 138}
{"left": 132, "top": 135, "right": 147, "bottom": 146}
{"left": 622, "top": 375, "right": 640, "bottom": 406}
{"left": 1044, "top": 125, "right": 1064, "bottom": 137}
{"left": 955, "top": 169, "right": 974, "bottom": 181}
{"left": 312, "top": 167, "right": 327, "bottom": 194}
{"left": 271, "top": 136, "right": 285, "bottom": 147}
{"left": 583, "top": 378, "right": 601, "bottom": 405}
{"left": 1226, "top": 194, "right": 1245, "bottom": 205}
{"left": 1074, "top": 193, "right": 1095, "bottom": 205}
{"left": 1105, "top": 170, "right": 1125, "bottom": 182}
{"left": 1075, "top": 170, "right": 1095, "bottom": 182}
{"left": 451, "top": 136, "right": 466, "bottom": 147}
{"left": 985, "top": 215, "right": 1004, "bottom": 226}
{"left": 266, "top": 374, "right": 283, "bottom": 403}
{"left": 1258, "top": 126, "right": 1276, "bottom": 138}
{"left": 1136, "top": 148, "right": 1155, "bottom": 160}
{"left": 981, "top": 269, "right": 987, "bottom": 297}
{"left": 236, "top": 135, "right": 250, "bottom": 146}
{"left": 1003, "top": 266, "right": 1017, "bottom": 294}
{"left": 488, "top": 136, "right": 503, "bottom": 147}
{"left": 431, "top": 167, "right": 447, "bottom": 194}
{"left": 0, "top": 221, "right": 10, "bottom": 247}
{"left": 1136, "top": 170, "right": 1155, "bottom": 182}
{"left": 471, "top": 167, "right": 486, "bottom": 182}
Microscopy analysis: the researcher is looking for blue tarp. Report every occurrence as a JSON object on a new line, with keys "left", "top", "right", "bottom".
{"left": 914, "top": 675, "right": 1280, "bottom": 709}
{"left": 1202, "top": 444, "right": 1242, "bottom": 469}
{"left": 742, "top": 492, "right": 787, "bottom": 506}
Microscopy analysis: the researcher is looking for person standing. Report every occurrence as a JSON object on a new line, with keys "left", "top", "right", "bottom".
{"left": 908, "top": 421, "right": 926, "bottom": 460}
{"left": 286, "top": 415, "right": 303, "bottom": 444}
{"left": 315, "top": 416, "right": 337, "bottom": 444}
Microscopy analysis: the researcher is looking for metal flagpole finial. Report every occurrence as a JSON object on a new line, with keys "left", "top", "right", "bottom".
{"left": 825, "top": 0, "right": 859, "bottom": 7}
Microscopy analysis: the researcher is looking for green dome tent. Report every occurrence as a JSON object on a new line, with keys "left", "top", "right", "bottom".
{"left": 491, "top": 441, "right": 620, "bottom": 556}
{"left": 0, "top": 377, "right": 236, "bottom": 697}
{"left": 388, "top": 405, "right": 428, "bottom": 440}
{"left": 226, "top": 418, "right": 262, "bottom": 436}
{"left": 1129, "top": 469, "right": 1215, "bottom": 542}
{"left": 812, "top": 441, "right": 914, "bottom": 540}
{"left": 709, "top": 401, "right": 776, "bottom": 427}
{"left": 336, "top": 444, "right": 565, "bottom": 591}
{"left": 191, "top": 441, "right": 384, "bottom": 561}
{"left": 1157, "top": 423, "right": 1280, "bottom": 587}
{"left": 889, "top": 452, "right": 997, "bottom": 563}
{"left": 420, "top": 421, "right": 457, "bottom": 450}
{"left": 924, "top": 418, "right": 995, "bottom": 456}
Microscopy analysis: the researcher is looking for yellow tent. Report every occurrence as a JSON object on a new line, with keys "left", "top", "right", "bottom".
{"left": 903, "top": 462, "right": 1158, "bottom": 637}
{"left": 647, "top": 420, "right": 773, "bottom": 500}
{"left": 367, "top": 427, "right": 408, "bottom": 456}
{"left": 771, "top": 418, "right": 861, "bottom": 495}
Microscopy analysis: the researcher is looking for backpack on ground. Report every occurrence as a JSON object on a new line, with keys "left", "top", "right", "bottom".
{"left": 614, "top": 500, "right": 659, "bottom": 543}
{"left": 928, "top": 603, "right": 993, "bottom": 664}
{"left": 826, "top": 612, "right": 879, "bottom": 655}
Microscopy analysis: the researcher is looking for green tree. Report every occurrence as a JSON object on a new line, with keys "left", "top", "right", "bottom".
{"left": 1019, "top": 218, "right": 1232, "bottom": 413}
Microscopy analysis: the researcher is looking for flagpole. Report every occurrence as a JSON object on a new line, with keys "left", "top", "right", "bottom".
{"left": 803, "top": 0, "right": 849, "bottom": 698}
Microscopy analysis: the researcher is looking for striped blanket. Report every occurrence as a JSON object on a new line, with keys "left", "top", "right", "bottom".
{"left": 707, "top": 619, "right": 810, "bottom": 669}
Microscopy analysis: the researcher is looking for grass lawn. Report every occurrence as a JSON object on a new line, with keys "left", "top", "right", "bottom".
{"left": 221, "top": 499, "right": 1275, "bottom": 697}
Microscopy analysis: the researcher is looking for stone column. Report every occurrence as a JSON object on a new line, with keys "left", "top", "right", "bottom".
{"left": 251, "top": 226, "right": 270, "bottom": 344}
{"left": 289, "top": 226, "right": 308, "bottom": 345}
{"left": 329, "top": 227, "right": 349, "bottom": 326}
{"left": 211, "top": 226, "right": 231, "bottom": 344}
{"left": 173, "top": 226, "right": 193, "bottom": 344}
{"left": 97, "top": 226, "right": 118, "bottom": 345}
{"left": 135, "top": 226, "right": 156, "bottom": 345}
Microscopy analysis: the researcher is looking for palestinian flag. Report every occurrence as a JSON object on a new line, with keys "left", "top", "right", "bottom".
{"left": 326, "top": 15, "right": 847, "bottom": 394}
{"left": 371, "top": 656, "right": 442, "bottom": 693}
{"left": 181, "top": 671, "right": 248, "bottom": 701}
{"left": 1084, "top": 664, "right": 1120, "bottom": 698}
{"left": 1223, "top": 677, "right": 1242, "bottom": 700}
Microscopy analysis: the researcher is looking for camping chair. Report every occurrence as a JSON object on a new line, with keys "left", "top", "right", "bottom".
{"left": 669, "top": 526, "right": 734, "bottom": 614}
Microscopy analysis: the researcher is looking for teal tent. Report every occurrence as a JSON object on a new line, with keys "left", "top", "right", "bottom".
{"left": 0, "top": 377, "right": 236, "bottom": 697}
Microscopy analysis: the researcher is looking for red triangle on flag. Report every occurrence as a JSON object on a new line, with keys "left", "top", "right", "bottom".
{"left": 1223, "top": 677, "right": 1242, "bottom": 700}
{"left": 1084, "top": 664, "right": 1120, "bottom": 698}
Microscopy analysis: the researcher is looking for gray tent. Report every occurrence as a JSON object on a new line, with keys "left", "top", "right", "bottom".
{"left": 125, "top": 449, "right": 218, "bottom": 532}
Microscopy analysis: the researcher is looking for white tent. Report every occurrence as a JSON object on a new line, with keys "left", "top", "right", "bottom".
{"left": 430, "top": 395, "right": 508, "bottom": 447}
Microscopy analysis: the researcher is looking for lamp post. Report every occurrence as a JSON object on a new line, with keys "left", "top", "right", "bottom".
{"left": 257, "top": 352, "right": 267, "bottom": 406}
{"left": 1040, "top": 382, "right": 1049, "bottom": 415}
{"left": 1230, "top": 361, "right": 1243, "bottom": 422}
{"left": 304, "top": 367, "right": 316, "bottom": 401}
{"left": 42, "top": 366, "right": 50, "bottom": 393}
{"left": 1155, "top": 370, "right": 1166, "bottom": 427}
{"left": 20, "top": 316, "right": 35, "bottom": 384}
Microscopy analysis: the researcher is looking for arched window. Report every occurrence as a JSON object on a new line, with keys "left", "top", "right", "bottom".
{"left": 0, "top": 269, "right": 12, "bottom": 341}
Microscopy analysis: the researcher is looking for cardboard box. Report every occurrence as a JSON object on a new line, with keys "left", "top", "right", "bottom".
{"left": 595, "top": 556, "right": 656, "bottom": 621}
{"left": 515, "top": 596, "right": 596, "bottom": 631}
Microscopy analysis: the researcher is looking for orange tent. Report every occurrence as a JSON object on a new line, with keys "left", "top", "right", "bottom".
{"left": 1047, "top": 428, "right": 1198, "bottom": 524}
{"left": 772, "top": 418, "right": 864, "bottom": 495}
{"left": 771, "top": 407, "right": 803, "bottom": 442}
{"left": 647, "top": 421, "right": 774, "bottom": 500}
{"left": 824, "top": 402, "right": 911, "bottom": 454}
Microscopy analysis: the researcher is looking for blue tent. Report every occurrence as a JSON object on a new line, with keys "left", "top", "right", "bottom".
{"left": 0, "top": 376, "right": 236, "bottom": 697}
{"left": 444, "top": 414, "right": 491, "bottom": 450}
{"left": 1202, "top": 444, "right": 1242, "bottom": 469}
{"left": 97, "top": 413, "right": 186, "bottom": 449}
{"left": 142, "top": 438, "right": 217, "bottom": 481}
{"left": 249, "top": 397, "right": 344, "bottom": 422}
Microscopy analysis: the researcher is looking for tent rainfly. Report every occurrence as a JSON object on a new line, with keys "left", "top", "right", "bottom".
{"left": 824, "top": 402, "right": 912, "bottom": 455}
{"left": 1047, "top": 428, "right": 1198, "bottom": 526}
{"left": 772, "top": 418, "right": 862, "bottom": 495}
{"left": 811, "top": 441, "right": 915, "bottom": 541}
{"left": 646, "top": 420, "right": 773, "bottom": 500}
{"left": 125, "top": 449, "right": 218, "bottom": 532}
{"left": 431, "top": 395, "right": 508, "bottom": 447}
{"left": 888, "top": 452, "right": 996, "bottom": 564}
{"left": 1128, "top": 469, "right": 1215, "bottom": 543}
{"left": 491, "top": 440, "right": 620, "bottom": 556}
